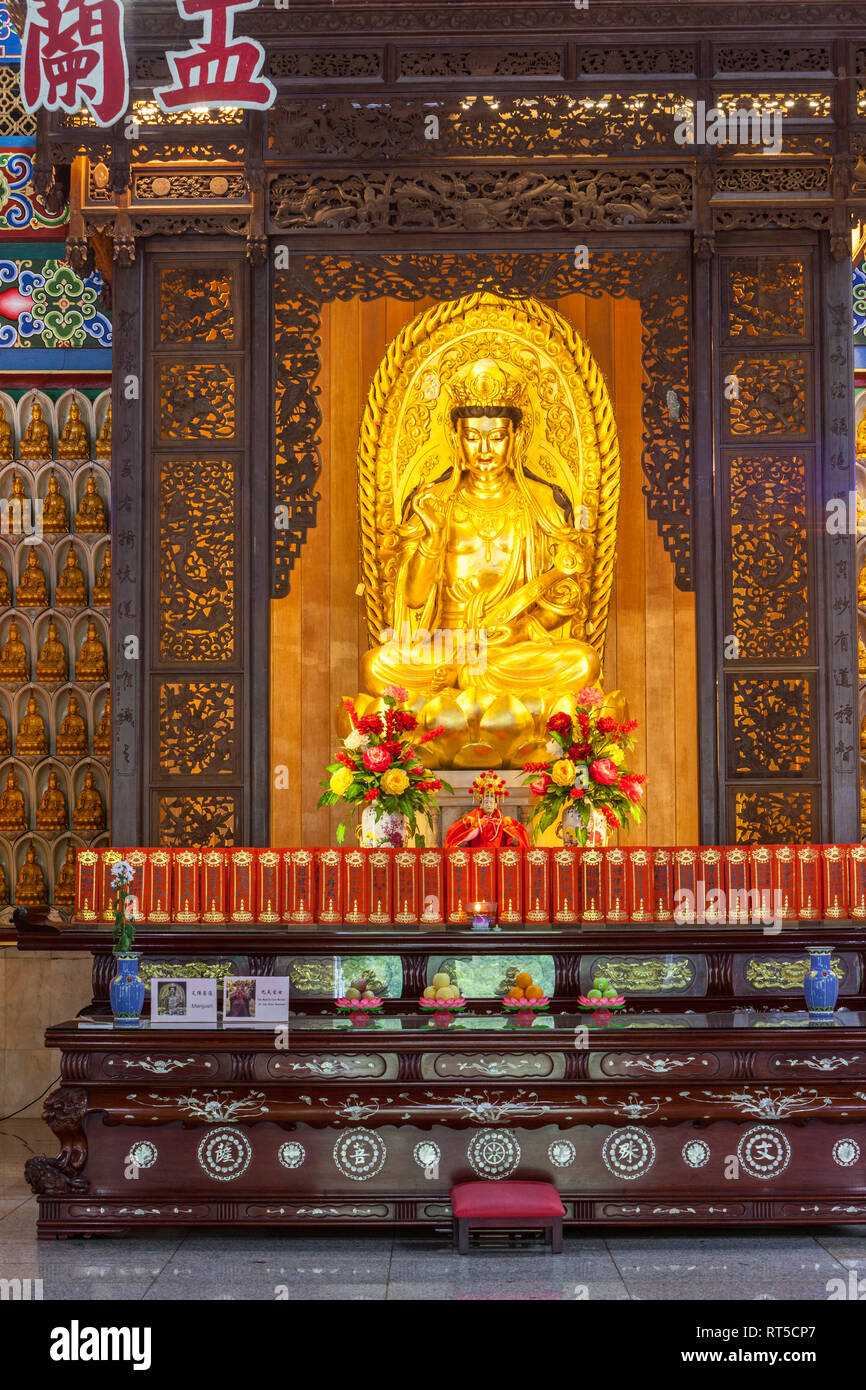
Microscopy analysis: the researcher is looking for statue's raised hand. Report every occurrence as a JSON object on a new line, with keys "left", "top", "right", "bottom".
{"left": 413, "top": 489, "right": 446, "bottom": 541}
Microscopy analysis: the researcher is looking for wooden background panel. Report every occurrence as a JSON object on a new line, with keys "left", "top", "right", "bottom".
{"left": 271, "top": 291, "right": 698, "bottom": 847}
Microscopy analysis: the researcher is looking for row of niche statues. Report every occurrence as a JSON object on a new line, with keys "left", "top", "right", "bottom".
{"left": 0, "top": 546, "right": 110, "bottom": 609}
{"left": 0, "top": 765, "right": 106, "bottom": 838}
{"left": 5, "top": 471, "right": 108, "bottom": 534}
{"left": 0, "top": 841, "right": 79, "bottom": 908}
{"left": 0, "top": 400, "right": 112, "bottom": 462}
{"left": 0, "top": 695, "right": 111, "bottom": 760}
{"left": 0, "top": 618, "right": 108, "bottom": 684}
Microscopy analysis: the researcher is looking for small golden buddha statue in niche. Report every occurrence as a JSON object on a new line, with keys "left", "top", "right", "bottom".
{"left": 36, "top": 619, "right": 68, "bottom": 683}
{"left": 0, "top": 859, "right": 8, "bottom": 906}
{"left": 74, "top": 474, "right": 107, "bottom": 534}
{"left": 856, "top": 413, "right": 866, "bottom": 460}
{"left": 17, "top": 695, "right": 47, "bottom": 758}
{"left": 0, "top": 768, "right": 27, "bottom": 836}
{"left": 73, "top": 769, "right": 105, "bottom": 836}
{"left": 57, "top": 694, "right": 88, "bottom": 757}
{"left": 0, "top": 558, "right": 10, "bottom": 608}
{"left": 95, "top": 403, "right": 112, "bottom": 459}
{"left": 0, "top": 709, "right": 9, "bottom": 756}
{"left": 55, "top": 548, "right": 88, "bottom": 608}
{"left": 54, "top": 842, "right": 76, "bottom": 905}
{"left": 0, "top": 408, "right": 13, "bottom": 460}
{"left": 58, "top": 401, "right": 89, "bottom": 460}
{"left": 20, "top": 401, "right": 51, "bottom": 460}
{"left": 93, "top": 695, "right": 111, "bottom": 757}
{"left": 16, "top": 548, "right": 49, "bottom": 609}
{"left": 42, "top": 472, "right": 69, "bottom": 535}
{"left": 8, "top": 472, "right": 28, "bottom": 510}
{"left": 15, "top": 845, "right": 47, "bottom": 906}
{"left": 36, "top": 770, "right": 68, "bottom": 833}
{"left": 75, "top": 619, "right": 107, "bottom": 682}
{"left": 0, "top": 620, "right": 30, "bottom": 682}
{"left": 92, "top": 546, "right": 110, "bottom": 607}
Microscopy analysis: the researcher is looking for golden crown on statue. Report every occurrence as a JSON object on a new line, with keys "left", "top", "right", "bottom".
{"left": 449, "top": 359, "right": 527, "bottom": 414}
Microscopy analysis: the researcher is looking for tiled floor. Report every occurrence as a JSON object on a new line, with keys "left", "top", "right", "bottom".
{"left": 3, "top": 1121, "right": 864, "bottom": 1301}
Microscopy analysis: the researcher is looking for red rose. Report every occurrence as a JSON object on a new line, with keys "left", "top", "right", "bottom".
{"left": 363, "top": 746, "right": 392, "bottom": 773}
{"left": 569, "top": 742, "right": 591, "bottom": 759}
{"left": 529, "top": 775, "right": 552, "bottom": 797}
{"left": 546, "top": 713, "right": 572, "bottom": 735}
{"left": 590, "top": 757, "right": 618, "bottom": 785}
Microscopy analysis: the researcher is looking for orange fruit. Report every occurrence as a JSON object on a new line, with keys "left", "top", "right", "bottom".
{"left": 515, "top": 971, "right": 532, "bottom": 988}
{"left": 525, "top": 983, "right": 543, "bottom": 999}
{"left": 508, "top": 987, "right": 525, "bottom": 1000}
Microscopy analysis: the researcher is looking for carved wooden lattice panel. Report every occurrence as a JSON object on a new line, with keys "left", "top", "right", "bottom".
{"left": 147, "top": 250, "right": 249, "bottom": 847}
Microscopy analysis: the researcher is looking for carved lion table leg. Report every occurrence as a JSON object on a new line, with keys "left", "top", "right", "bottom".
{"left": 24, "top": 1087, "right": 90, "bottom": 1196}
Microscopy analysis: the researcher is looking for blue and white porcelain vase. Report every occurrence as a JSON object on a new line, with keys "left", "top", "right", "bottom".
{"left": 803, "top": 946, "right": 838, "bottom": 1020}
{"left": 109, "top": 951, "right": 146, "bottom": 1028}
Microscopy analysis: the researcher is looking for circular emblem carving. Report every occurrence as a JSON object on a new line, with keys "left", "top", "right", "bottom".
{"left": 333, "top": 1128, "right": 387, "bottom": 1181}
{"left": 833, "top": 1138, "right": 860, "bottom": 1168}
{"left": 413, "top": 1140, "right": 440, "bottom": 1171}
{"left": 278, "top": 1141, "right": 306, "bottom": 1170}
{"left": 127, "top": 1140, "right": 157, "bottom": 1170}
{"left": 466, "top": 1128, "right": 521, "bottom": 1179}
{"left": 602, "top": 1128, "right": 656, "bottom": 1180}
{"left": 682, "top": 1139, "right": 710, "bottom": 1169}
{"left": 737, "top": 1126, "right": 791, "bottom": 1180}
{"left": 548, "top": 1139, "right": 576, "bottom": 1169}
{"left": 197, "top": 1127, "right": 252, "bottom": 1182}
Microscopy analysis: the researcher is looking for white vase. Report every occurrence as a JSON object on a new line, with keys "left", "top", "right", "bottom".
{"left": 559, "top": 803, "right": 609, "bottom": 846}
{"left": 359, "top": 806, "right": 407, "bottom": 847}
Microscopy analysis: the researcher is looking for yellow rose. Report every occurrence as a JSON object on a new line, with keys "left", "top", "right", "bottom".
{"left": 551, "top": 758, "right": 576, "bottom": 787}
{"left": 381, "top": 768, "right": 410, "bottom": 796}
{"left": 329, "top": 767, "right": 354, "bottom": 796}
{"left": 608, "top": 745, "right": 625, "bottom": 766}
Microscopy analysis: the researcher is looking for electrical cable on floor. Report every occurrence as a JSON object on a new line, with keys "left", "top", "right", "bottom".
{"left": 0, "top": 1076, "right": 60, "bottom": 1124}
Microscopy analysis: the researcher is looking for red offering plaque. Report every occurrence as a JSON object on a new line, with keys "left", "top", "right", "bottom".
{"left": 366, "top": 850, "right": 393, "bottom": 925}
{"left": 74, "top": 848, "right": 100, "bottom": 921}
{"left": 257, "top": 850, "right": 281, "bottom": 924}
{"left": 343, "top": 849, "right": 368, "bottom": 925}
{"left": 652, "top": 848, "right": 673, "bottom": 922}
{"left": 579, "top": 849, "right": 604, "bottom": 924}
{"left": 771, "top": 845, "right": 798, "bottom": 922}
{"left": 849, "top": 844, "right": 866, "bottom": 920}
{"left": 821, "top": 845, "right": 848, "bottom": 920}
{"left": 497, "top": 848, "right": 523, "bottom": 924}
{"left": 724, "top": 846, "right": 750, "bottom": 925}
{"left": 698, "top": 847, "right": 723, "bottom": 923}
{"left": 551, "top": 848, "right": 579, "bottom": 923}
{"left": 227, "top": 849, "right": 255, "bottom": 924}
{"left": 201, "top": 849, "right": 228, "bottom": 924}
{"left": 469, "top": 848, "right": 497, "bottom": 909}
{"left": 795, "top": 845, "right": 822, "bottom": 920}
{"left": 523, "top": 848, "right": 550, "bottom": 923}
{"left": 282, "top": 849, "right": 314, "bottom": 924}
{"left": 315, "top": 849, "right": 343, "bottom": 923}
{"left": 672, "top": 848, "right": 698, "bottom": 923}
{"left": 445, "top": 848, "right": 471, "bottom": 923}
{"left": 125, "top": 849, "right": 147, "bottom": 921}
{"left": 99, "top": 848, "right": 122, "bottom": 923}
{"left": 142, "top": 849, "right": 172, "bottom": 923}
{"left": 625, "top": 848, "right": 653, "bottom": 923}
{"left": 394, "top": 849, "right": 420, "bottom": 924}
{"left": 174, "top": 849, "right": 202, "bottom": 923}
{"left": 605, "top": 848, "right": 630, "bottom": 923}
{"left": 749, "top": 845, "right": 774, "bottom": 922}
{"left": 419, "top": 849, "right": 445, "bottom": 923}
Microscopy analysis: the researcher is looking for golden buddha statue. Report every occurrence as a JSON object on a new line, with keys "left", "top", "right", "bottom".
{"left": 15, "top": 845, "right": 47, "bottom": 907}
{"left": 74, "top": 474, "right": 107, "bottom": 534}
{"left": 0, "top": 558, "right": 9, "bottom": 608}
{"left": 0, "top": 709, "right": 9, "bottom": 756}
{"left": 54, "top": 842, "right": 76, "bottom": 906}
{"left": 73, "top": 769, "right": 105, "bottom": 835}
{"left": 36, "top": 770, "right": 68, "bottom": 833}
{"left": 55, "top": 547, "right": 88, "bottom": 607}
{"left": 0, "top": 620, "right": 30, "bottom": 682}
{"left": 42, "top": 472, "right": 69, "bottom": 535}
{"left": 16, "top": 548, "right": 49, "bottom": 609}
{"left": 58, "top": 400, "right": 89, "bottom": 460}
{"left": 17, "top": 695, "right": 47, "bottom": 757}
{"left": 94, "top": 695, "right": 111, "bottom": 757}
{"left": 8, "top": 472, "right": 28, "bottom": 512}
{"left": 857, "top": 413, "right": 866, "bottom": 460}
{"left": 75, "top": 619, "right": 108, "bottom": 682}
{"left": 36, "top": 619, "right": 68, "bottom": 683}
{"left": 92, "top": 546, "right": 111, "bottom": 607}
{"left": 57, "top": 694, "right": 88, "bottom": 757}
{"left": 20, "top": 400, "right": 51, "bottom": 460}
{"left": 0, "top": 408, "right": 12, "bottom": 460}
{"left": 0, "top": 859, "right": 8, "bottom": 906}
{"left": 96, "top": 403, "right": 112, "bottom": 459}
{"left": 0, "top": 768, "right": 27, "bottom": 836}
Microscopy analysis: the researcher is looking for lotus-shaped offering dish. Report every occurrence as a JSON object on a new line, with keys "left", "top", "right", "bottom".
{"left": 501, "top": 995, "right": 551, "bottom": 1012}
{"left": 418, "top": 995, "right": 467, "bottom": 1013}
{"left": 335, "top": 995, "right": 384, "bottom": 1014}
{"left": 577, "top": 994, "right": 626, "bottom": 1011}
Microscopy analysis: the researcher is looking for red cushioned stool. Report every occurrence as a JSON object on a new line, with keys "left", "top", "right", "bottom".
{"left": 450, "top": 1181, "right": 565, "bottom": 1254}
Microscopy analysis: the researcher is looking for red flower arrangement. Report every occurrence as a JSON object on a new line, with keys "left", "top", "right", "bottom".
{"left": 521, "top": 687, "right": 646, "bottom": 844}
{"left": 319, "top": 685, "right": 453, "bottom": 845}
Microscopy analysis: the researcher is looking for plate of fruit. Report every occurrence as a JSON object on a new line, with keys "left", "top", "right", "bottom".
{"left": 420, "top": 972, "right": 467, "bottom": 1012}
{"left": 578, "top": 975, "right": 626, "bottom": 1010}
{"left": 335, "top": 979, "right": 384, "bottom": 1013}
{"left": 501, "top": 970, "right": 550, "bottom": 1011}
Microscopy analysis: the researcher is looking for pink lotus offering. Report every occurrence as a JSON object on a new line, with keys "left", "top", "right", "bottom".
{"left": 577, "top": 993, "right": 626, "bottom": 1010}
{"left": 335, "top": 995, "right": 383, "bottom": 1013}
{"left": 501, "top": 995, "right": 550, "bottom": 1012}
{"left": 418, "top": 994, "right": 467, "bottom": 1012}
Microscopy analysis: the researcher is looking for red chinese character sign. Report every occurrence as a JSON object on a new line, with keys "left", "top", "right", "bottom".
{"left": 21, "top": 0, "right": 129, "bottom": 127}
{"left": 155, "top": 0, "right": 276, "bottom": 112}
